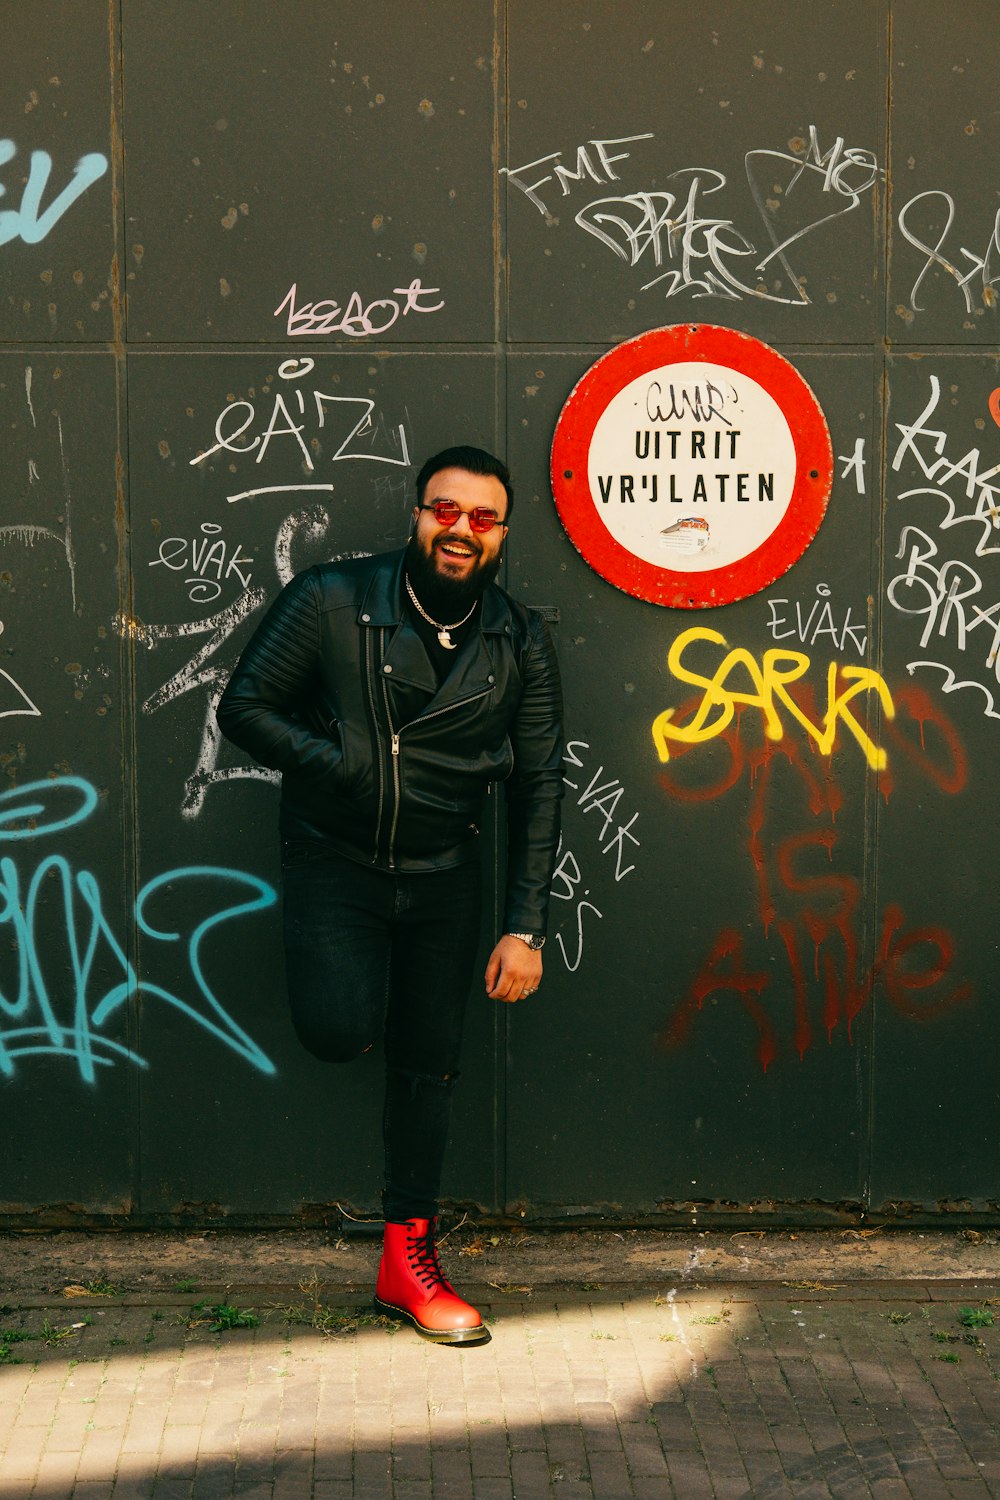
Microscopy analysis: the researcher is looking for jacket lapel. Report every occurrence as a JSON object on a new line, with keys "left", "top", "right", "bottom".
{"left": 358, "top": 551, "right": 436, "bottom": 693}
{"left": 417, "top": 584, "right": 510, "bottom": 716}
{"left": 357, "top": 549, "right": 508, "bottom": 713}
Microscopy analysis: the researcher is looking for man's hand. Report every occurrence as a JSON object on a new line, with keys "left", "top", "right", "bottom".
{"left": 485, "top": 935, "right": 543, "bottom": 1003}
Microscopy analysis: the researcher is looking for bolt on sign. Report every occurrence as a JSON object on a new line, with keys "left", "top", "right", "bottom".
{"left": 550, "top": 324, "right": 833, "bottom": 608}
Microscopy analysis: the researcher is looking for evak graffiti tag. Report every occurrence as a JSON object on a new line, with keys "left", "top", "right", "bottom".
{"left": 0, "top": 778, "right": 276, "bottom": 1082}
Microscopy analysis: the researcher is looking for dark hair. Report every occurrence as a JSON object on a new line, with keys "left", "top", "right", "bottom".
{"left": 415, "top": 445, "right": 514, "bottom": 520}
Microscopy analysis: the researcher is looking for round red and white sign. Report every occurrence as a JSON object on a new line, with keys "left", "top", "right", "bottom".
{"left": 550, "top": 324, "right": 833, "bottom": 608}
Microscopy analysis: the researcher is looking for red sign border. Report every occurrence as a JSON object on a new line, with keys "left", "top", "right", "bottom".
{"left": 550, "top": 323, "right": 833, "bottom": 608}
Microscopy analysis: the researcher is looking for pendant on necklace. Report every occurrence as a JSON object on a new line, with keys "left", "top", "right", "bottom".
{"left": 437, "top": 629, "right": 456, "bottom": 650}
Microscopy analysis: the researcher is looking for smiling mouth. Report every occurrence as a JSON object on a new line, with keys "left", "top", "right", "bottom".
{"left": 436, "top": 539, "right": 480, "bottom": 560}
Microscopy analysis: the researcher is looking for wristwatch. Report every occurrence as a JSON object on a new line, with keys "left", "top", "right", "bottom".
{"left": 506, "top": 931, "right": 545, "bottom": 951}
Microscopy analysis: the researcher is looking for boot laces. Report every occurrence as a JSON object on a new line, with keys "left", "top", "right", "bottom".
{"left": 406, "top": 1222, "right": 455, "bottom": 1293}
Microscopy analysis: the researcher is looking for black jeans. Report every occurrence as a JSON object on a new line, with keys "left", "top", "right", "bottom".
{"left": 281, "top": 840, "right": 483, "bottom": 1222}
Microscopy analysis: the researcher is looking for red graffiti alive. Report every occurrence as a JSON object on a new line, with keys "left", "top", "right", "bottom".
{"left": 656, "top": 682, "right": 972, "bottom": 1070}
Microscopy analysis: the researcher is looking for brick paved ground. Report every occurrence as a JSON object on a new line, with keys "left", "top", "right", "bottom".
{"left": 1, "top": 1278, "right": 999, "bottom": 1498}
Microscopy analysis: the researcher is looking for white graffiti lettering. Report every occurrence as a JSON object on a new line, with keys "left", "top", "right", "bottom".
{"left": 766, "top": 584, "right": 868, "bottom": 657}
{"left": 898, "top": 191, "right": 1000, "bottom": 315}
{"left": 149, "top": 523, "right": 253, "bottom": 604}
{"left": 551, "top": 740, "right": 641, "bottom": 974}
{"left": 891, "top": 376, "right": 1000, "bottom": 558}
{"left": 274, "top": 278, "right": 445, "bottom": 338}
{"left": 505, "top": 124, "right": 882, "bottom": 308}
{"left": 116, "top": 591, "right": 277, "bottom": 819}
{"left": 838, "top": 437, "right": 867, "bottom": 495}
{"left": 887, "top": 377, "right": 1000, "bottom": 722}
{"left": 0, "top": 621, "right": 40, "bottom": 720}
{"left": 500, "top": 134, "right": 654, "bottom": 216}
{"left": 190, "top": 357, "right": 411, "bottom": 499}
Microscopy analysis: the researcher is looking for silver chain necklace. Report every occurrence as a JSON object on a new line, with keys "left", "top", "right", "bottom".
{"left": 405, "top": 575, "right": 477, "bottom": 650}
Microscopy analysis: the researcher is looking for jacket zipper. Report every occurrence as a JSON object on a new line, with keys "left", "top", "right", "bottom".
{"left": 383, "top": 686, "right": 493, "bottom": 870}
{"left": 379, "top": 648, "right": 403, "bottom": 866}
{"left": 367, "top": 628, "right": 387, "bottom": 863}
{"left": 387, "top": 729, "right": 402, "bottom": 868}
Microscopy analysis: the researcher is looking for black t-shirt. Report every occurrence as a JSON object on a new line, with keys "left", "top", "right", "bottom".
{"left": 403, "top": 589, "right": 480, "bottom": 683}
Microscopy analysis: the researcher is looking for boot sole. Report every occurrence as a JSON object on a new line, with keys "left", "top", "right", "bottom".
{"left": 373, "top": 1295, "right": 491, "bottom": 1345}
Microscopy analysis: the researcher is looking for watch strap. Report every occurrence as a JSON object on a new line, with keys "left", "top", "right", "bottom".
{"left": 506, "top": 931, "right": 545, "bottom": 951}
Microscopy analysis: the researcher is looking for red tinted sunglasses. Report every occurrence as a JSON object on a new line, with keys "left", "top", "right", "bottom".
{"left": 420, "top": 499, "right": 506, "bottom": 533}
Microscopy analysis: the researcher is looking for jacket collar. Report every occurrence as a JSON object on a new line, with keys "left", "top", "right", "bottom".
{"left": 359, "top": 549, "right": 510, "bottom": 708}
{"left": 358, "top": 547, "right": 509, "bottom": 634}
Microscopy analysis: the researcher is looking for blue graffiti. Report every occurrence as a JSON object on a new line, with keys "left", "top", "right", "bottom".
{"left": 0, "top": 778, "right": 277, "bottom": 1081}
{"left": 0, "top": 775, "right": 97, "bottom": 838}
{"left": 0, "top": 140, "right": 109, "bottom": 247}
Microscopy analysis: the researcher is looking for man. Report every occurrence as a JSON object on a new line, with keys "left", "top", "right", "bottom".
{"left": 217, "top": 445, "right": 563, "bottom": 1345}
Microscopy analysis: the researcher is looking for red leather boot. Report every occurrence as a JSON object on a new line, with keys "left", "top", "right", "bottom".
{"left": 374, "top": 1218, "right": 489, "bottom": 1344}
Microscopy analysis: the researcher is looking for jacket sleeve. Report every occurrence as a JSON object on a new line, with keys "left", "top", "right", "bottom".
{"left": 502, "top": 612, "right": 565, "bottom": 935}
{"left": 216, "top": 568, "right": 342, "bottom": 782}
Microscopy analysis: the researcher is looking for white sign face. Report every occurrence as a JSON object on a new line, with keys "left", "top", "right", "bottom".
{"left": 586, "top": 361, "right": 798, "bottom": 573}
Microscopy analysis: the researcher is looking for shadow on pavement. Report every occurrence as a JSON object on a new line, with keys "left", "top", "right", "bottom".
{"left": 2, "top": 1278, "right": 1000, "bottom": 1497}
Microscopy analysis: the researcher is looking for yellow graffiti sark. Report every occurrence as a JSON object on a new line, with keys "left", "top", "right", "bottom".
{"left": 651, "top": 627, "right": 895, "bottom": 770}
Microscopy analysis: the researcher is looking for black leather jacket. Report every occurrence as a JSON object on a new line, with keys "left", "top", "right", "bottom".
{"left": 216, "top": 550, "right": 564, "bottom": 935}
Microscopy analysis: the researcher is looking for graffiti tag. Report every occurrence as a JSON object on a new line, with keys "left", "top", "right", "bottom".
{"left": 0, "top": 778, "right": 276, "bottom": 1082}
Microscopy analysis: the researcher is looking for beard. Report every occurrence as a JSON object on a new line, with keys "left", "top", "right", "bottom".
{"left": 405, "top": 532, "right": 503, "bottom": 618}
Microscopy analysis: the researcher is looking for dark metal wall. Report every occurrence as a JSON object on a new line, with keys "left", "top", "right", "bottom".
{"left": 1, "top": 2, "right": 996, "bottom": 1226}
